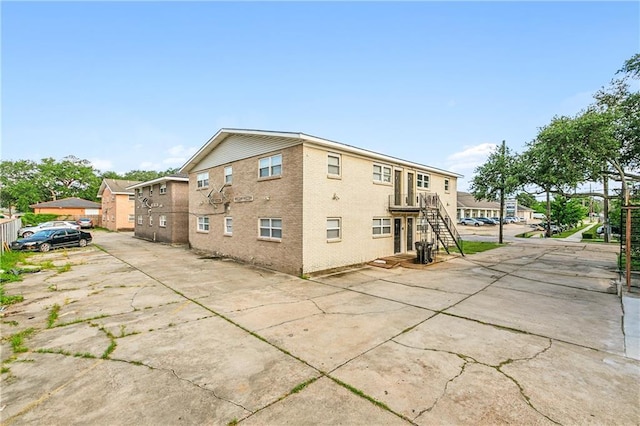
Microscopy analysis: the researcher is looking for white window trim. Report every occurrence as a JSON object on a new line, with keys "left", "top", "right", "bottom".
{"left": 224, "top": 217, "right": 232, "bottom": 235}
{"left": 159, "top": 215, "right": 167, "bottom": 227}
{"left": 326, "top": 217, "right": 341, "bottom": 241}
{"left": 197, "top": 216, "right": 210, "bottom": 232}
{"left": 137, "top": 215, "right": 143, "bottom": 225}
{"left": 373, "top": 164, "right": 392, "bottom": 184}
{"left": 444, "top": 178, "right": 450, "bottom": 193}
{"left": 259, "top": 218, "right": 282, "bottom": 241}
{"left": 224, "top": 166, "right": 233, "bottom": 185}
{"left": 149, "top": 216, "right": 153, "bottom": 226}
{"left": 327, "top": 153, "right": 341, "bottom": 178}
{"left": 372, "top": 217, "right": 392, "bottom": 237}
{"left": 197, "top": 172, "right": 209, "bottom": 189}
{"left": 258, "top": 154, "right": 282, "bottom": 179}
{"left": 159, "top": 183, "right": 167, "bottom": 194}
{"left": 417, "top": 173, "right": 430, "bottom": 189}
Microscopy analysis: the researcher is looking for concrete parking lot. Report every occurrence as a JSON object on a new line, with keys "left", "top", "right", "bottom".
{"left": 1, "top": 230, "right": 639, "bottom": 425}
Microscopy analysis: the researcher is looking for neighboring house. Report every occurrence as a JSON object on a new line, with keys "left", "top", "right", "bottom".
{"left": 97, "top": 179, "right": 141, "bottom": 231}
{"left": 30, "top": 197, "right": 102, "bottom": 224}
{"left": 457, "top": 192, "right": 501, "bottom": 219}
{"left": 128, "top": 174, "right": 190, "bottom": 244}
{"left": 180, "top": 128, "right": 461, "bottom": 276}
{"left": 457, "top": 192, "right": 535, "bottom": 222}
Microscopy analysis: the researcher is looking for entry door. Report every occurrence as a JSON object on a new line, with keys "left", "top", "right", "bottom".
{"left": 406, "top": 218, "right": 414, "bottom": 251}
{"left": 394, "top": 170, "right": 402, "bottom": 206}
{"left": 394, "top": 218, "right": 402, "bottom": 254}
{"left": 407, "top": 173, "right": 414, "bottom": 206}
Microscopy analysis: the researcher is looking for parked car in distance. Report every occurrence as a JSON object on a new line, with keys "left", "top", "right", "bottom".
{"left": 459, "top": 217, "right": 484, "bottom": 226}
{"left": 11, "top": 228, "right": 92, "bottom": 252}
{"left": 504, "top": 217, "right": 518, "bottom": 224}
{"left": 18, "top": 221, "right": 80, "bottom": 238}
{"left": 476, "top": 217, "right": 497, "bottom": 225}
{"left": 596, "top": 225, "right": 621, "bottom": 236}
{"left": 76, "top": 218, "right": 94, "bottom": 229}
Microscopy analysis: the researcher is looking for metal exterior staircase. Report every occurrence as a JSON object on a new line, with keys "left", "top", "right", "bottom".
{"left": 419, "top": 193, "right": 464, "bottom": 255}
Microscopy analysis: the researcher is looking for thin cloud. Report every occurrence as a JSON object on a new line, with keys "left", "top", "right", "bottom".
{"left": 447, "top": 143, "right": 497, "bottom": 171}
{"left": 90, "top": 158, "right": 113, "bottom": 172}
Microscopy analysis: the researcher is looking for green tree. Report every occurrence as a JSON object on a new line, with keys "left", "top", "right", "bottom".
{"left": 470, "top": 140, "right": 520, "bottom": 243}
{"left": 516, "top": 192, "right": 537, "bottom": 208}
{"left": 0, "top": 160, "right": 44, "bottom": 213}
{"left": 550, "top": 196, "right": 588, "bottom": 227}
{"left": 36, "top": 156, "right": 102, "bottom": 201}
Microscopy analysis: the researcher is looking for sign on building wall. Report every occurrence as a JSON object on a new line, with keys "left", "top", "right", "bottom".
{"left": 505, "top": 199, "right": 517, "bottom": 217}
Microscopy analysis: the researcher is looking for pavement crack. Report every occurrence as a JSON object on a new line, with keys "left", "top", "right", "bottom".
{"left": 415, "top": 360, "right": 470, "bottom": 420}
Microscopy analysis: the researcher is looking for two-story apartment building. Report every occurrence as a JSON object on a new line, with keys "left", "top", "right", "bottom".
{"left": 128, "top": 174, "right": 190, "bottom": 244}
{"left": 97, "top": 179, "right": 141, "bottom": 231}
{"left": 180, "top": 129, "right": 461, "bottom": 276}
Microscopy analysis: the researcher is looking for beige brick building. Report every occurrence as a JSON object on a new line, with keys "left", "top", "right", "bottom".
{"left": 181, "top": 129, "right": 461, "bottom": 276}
{"left": 128, "top": 174, "right": 190, "bottom": 244}
{"left": 97, "top": 179, "right": 141, "bottom": 231}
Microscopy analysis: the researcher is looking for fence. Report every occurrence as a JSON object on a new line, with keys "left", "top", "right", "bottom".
{"left": 0, "top": 218, "right": 23, "bottom": 254}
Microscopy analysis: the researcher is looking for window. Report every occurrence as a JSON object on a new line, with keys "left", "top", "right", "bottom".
{"left": 137, "top": 188, "right": 142, "bottom": 197}
{"left": 373, "top": 164, "right": 391, "bottom": 183}
{"left": 128, "top": 194, "right": 135, "bottom": 201}
{"left": 159, "top": 183, "right": 167, "bottom": 194}
{"left": 224, "top": 166, "right": 233, "bottom": 184}
{"left": 327, "top": 218, "right": 341, "bottom": 240}
{"left": 149, "top": 216, "right": 153, "bottom": 226}
{"left": 259, "top": 154, "right": 282, "bottom": 178}
{"left": 224, "top": 217, "right": 232, "bottom": 235}
{"left": 197, "top": 216, "right": 210, "bottom": 232}
{"left": 328, "top": 154, "right": 341, "bottom": 176}
{"left": 137, "top": 215, "right": 143, "bottom": 225}
{"left": 372, "top": 218, "right": 391, "bottom": 235}
{"left": 444, "top": 178, "right": 450, "bottom": 192}
{"left": 128, "top": 214, "right": 135, "bottom": 222}
{"left": 149, "top": 186, "right": 153, "bottom": 195}
{"left": 417, "top": 173, "right": 430, "bottom": 189}
{"left": 159, "top": 215, "right": 167, "bottom": 227}
{"left": 197, "top": 172, "right": 209, "bottom": 189}
{"left": 259, "top": 218, "right": 282, "bottom": 240}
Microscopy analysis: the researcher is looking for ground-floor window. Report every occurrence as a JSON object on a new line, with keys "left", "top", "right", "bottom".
{"left": 149, "top": 216, "right": 153, "bottom": 226}
{"left": 259, "top": 218, "right": 282, "bottom": 240}
{"left": 159, "top": 215, "right": 167, "bottom": 227}
{"left": 372, "top": 217, "right": 391, "bottom": 235}
{"left": 224, "top": 217, "right": 232, "bottom": 235}
{"left": 327, "top": 218, "right": 341, "bottom": 240}
{"left": 137, "top": 215, "right": 143, "bottom": 225}
{"left": 197, "top": 216, "right": 210, "bottom": 232}
{"left": 128, "top": 214, "right": 135, "bottom": 222}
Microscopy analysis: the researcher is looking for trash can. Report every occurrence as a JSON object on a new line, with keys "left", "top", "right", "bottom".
{"left": 425, "top": 242, "right": 434, "bottom": 264}
{"left": 415, "top": 241, "right": 424, "bottom": 264}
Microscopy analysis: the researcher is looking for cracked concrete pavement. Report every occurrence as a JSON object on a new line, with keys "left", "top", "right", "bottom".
{"left": 1, "top": 230, "right": 639, "bottom": 425}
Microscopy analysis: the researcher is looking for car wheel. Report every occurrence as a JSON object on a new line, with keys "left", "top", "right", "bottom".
{"left": 475, "top": 223, "right": 480, "bottom": 227}
{"left": 79, "top": 239, "right": 87, "bottom": 247}
{"left": 23, "top": 231, "right": 33, "bottom": 237}
{"left": 39, "top": 243, "right": 51, "bottom": 252}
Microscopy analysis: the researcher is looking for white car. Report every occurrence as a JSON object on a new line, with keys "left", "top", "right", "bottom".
{"left": 18, "top": 221, "right": 80, "bottom": 238}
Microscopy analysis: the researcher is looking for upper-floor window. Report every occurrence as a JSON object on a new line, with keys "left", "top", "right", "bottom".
{"left": 149, "top": 186, "right": 153, "bottom": 195}
{"left": 444, "top": 178, "right": 450, "bottom": 192}
{"left": 128, "top": 194, "right": 135, "bottom": 201}
{"left": 159, "top": 183, "right": 167, "bottom": 194}
{"left": 224, "top": 166, "right": 233, "bottom": 184}
{"left": 328, "top": 154, "right": 341, "bottom": 176}
{"left": 373, "top": 164, "right": 391, "bottom": 183}
{"left": 372, "top": 218, "right": 391, "bottom": 235}
{"left": 224, "top": 217, "right": 233, "bottom": 235}
{"left": 197, "top": 216, "right": 209, "bottom": 232}
{"left": 197, "top": 172, "right": 209, "bottom": 189}
{"left": 159, "top": 215, "right": 167, "bottom": 227}
{"left": 259, "top": 218, "right": 282, "bottom": 240}
{"left": 259, "top": 154, "right": 282, "bottom": 178}
{"left": 417, "top": 173, "right": 430, "bottom": 189}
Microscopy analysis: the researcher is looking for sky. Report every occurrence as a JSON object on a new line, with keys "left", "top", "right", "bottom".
{"left": 2, "top": 1, "right": 638, "bottom": 192}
